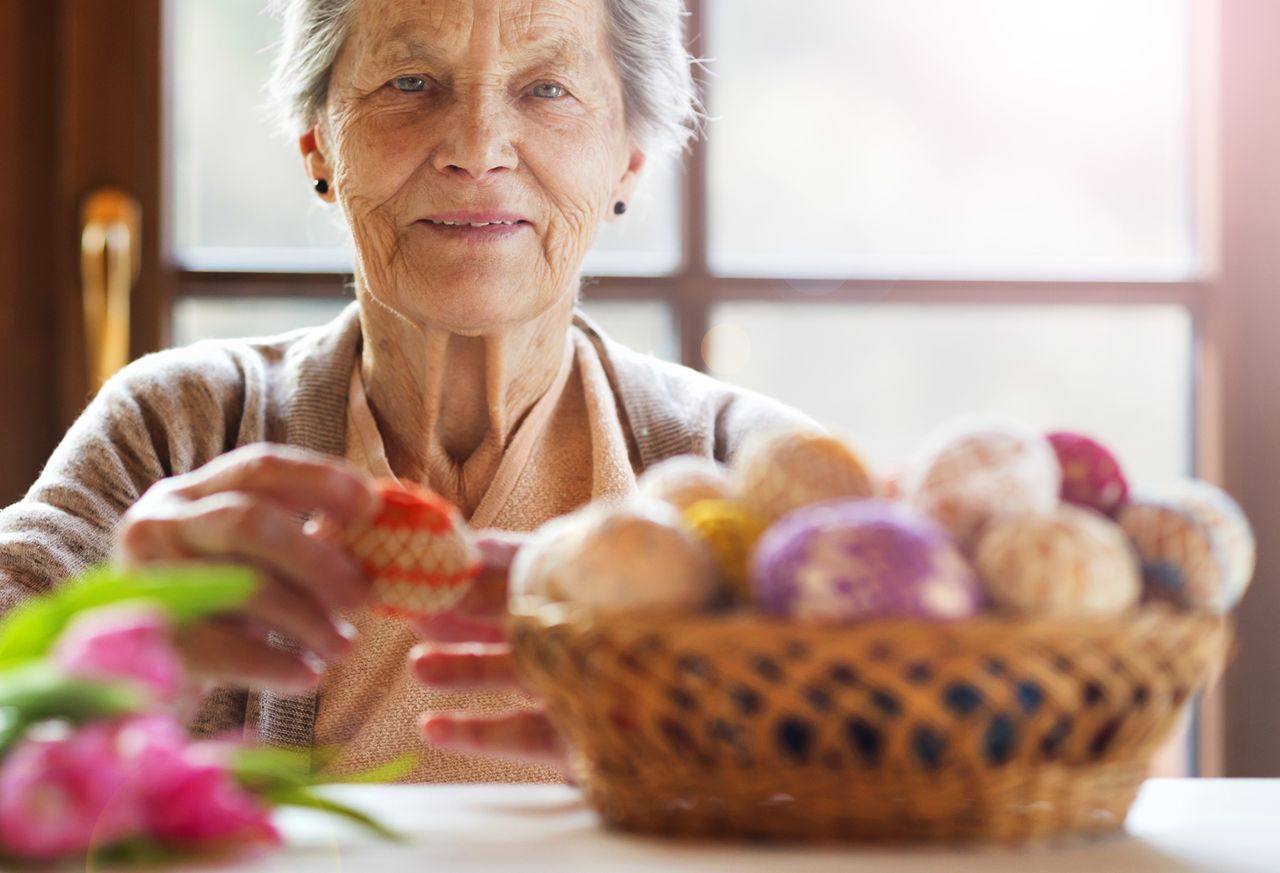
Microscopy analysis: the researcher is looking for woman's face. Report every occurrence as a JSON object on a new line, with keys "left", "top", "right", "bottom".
{"left": 309, "top": 0, "right": 645, "bottom": 334}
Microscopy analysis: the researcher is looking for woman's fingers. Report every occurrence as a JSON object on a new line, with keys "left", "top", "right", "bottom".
{"left": 177, "top": 619, "right": 323, "bottom": 694}
{"left": 411, "top": 612, "right": 507, "bottom": 644}
{"left": 242, "top": 574, "right": 356, "bottom": 660}
{"left": 172, "top": 492, "right": 369, "bottom": 611}
{"left": 171, "top": 444, "right": 379, "bottom": 524}
{"left": 419, "top": 709, "right": 570, "bottom": 775}
{"left": 409, "top": 642, "right": 521, "bottom": 690}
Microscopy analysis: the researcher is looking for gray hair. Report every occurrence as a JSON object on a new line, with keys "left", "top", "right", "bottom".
{"left": 266, "top": 0, "right": 701, "bottom": 156}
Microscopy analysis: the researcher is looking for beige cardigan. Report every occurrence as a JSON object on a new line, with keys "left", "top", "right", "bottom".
{"left": 0, "top": 302, "right": 814, "bottom": 751}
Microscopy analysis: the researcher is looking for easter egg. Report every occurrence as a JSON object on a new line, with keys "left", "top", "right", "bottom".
{"left": 508, "top": 510, "right": 591, "bottom": 608}
{"left": 340, "top": 480, "right": 481, "bottom": 619}
{"left": 733, "top": 429, "right": 876, "bottom": 523}
{"left": 550, "top": 499, "right": 721, "bottom": 616}
{"left": 638, "top": 456, "right": 735, "bottom": 511}
{"left": 975, "top": 504, "right": 1141, "bottom": 617}
{"left": 1047, "top": 431, "right": 1129, "bottom": 517}
{"left": 682, "top": 499, "right": 769, "bottom": 603}
{"left": 904, "top": 416, "right": 1060, "bottom": 551}
{"left": 1119, "top": 482, "right": 1254, "bottom": 612}
{"left": 1153, "top": 480, "right": 1255, "bottom": 608}
{"left": 751, "top": 499, "right": 983, "bottom": 623}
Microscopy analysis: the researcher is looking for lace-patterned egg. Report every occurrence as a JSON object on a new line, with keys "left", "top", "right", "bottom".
{"left": 340, "top": 480, "right": 481, "bottom": 619}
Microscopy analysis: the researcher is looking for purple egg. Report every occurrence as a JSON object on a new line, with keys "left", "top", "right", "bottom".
{"left": 751, "top": 499, "right": 983, "bottom": 623}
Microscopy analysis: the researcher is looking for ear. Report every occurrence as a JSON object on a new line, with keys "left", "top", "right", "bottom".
{"left": 604, "top": 147, "right": 647, "bottom": 223}
{"left": 299, "top": 127, "right": 337, "bottom": 203}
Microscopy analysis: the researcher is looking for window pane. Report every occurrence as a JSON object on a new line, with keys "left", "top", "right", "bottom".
{"left": 577, "top": 299, "right": 678, "bottom": 361}
{"left": 173, "top": 296, "right": 676, "bottom": 362}
{"left": 704, "top": 302, "right": 1192, "bottom": 483}
{"left": 169, "top": 0, "right": 680, "bottom": 274}
{"left": 172, "top": 297, "right": 351, "bottom": 345}
{"left": 707, "top": 0, "right": 1194, "bottom": 279}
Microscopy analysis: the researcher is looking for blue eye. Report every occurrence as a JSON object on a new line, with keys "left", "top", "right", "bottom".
{"left": 531, "top": 82, "right": 566, "bottom": 99}
{"left": 392, "top": 76, "right": 427, "bottom": 92}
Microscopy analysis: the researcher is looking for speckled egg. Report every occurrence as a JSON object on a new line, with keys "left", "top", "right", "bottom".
{"left": 1153, "top": 480, "right": 1254, "bottom": 608}
{"left": 751, "top": 499, "right": 983, "bottom": 623}
{"left": 903, "top": 416, "right": 1061, "bottom": 551}
{"left": 341, "top": 480, "right": 481, "bottom": 619}
{"left": 1119, "top": 483, "right": 1254, "bottom": 613}
{"left": 975, "top": 504, "right": 1141, "bottom": 617}
{"left": 547, "top": 499, "right": 721, "bottom": 616}
{"left": 1047, "top": 431, "right": 1129, "bottom": 518}
{"left": 733, "top": 430, "right": 876, "bottom": 523}
{"left": 682, "top": 499, "right": 769, "bottom": 603}
{"left": 638, "top": 456, "right": 735, "bottom": 511}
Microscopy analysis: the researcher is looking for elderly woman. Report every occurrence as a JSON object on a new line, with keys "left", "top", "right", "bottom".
{"left": 0, "top": 0, "right": 811, "bottom": 782}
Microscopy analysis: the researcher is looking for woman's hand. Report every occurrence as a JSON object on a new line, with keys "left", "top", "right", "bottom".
{"left": 114, "top": 444, "right": 379, "bottom": 693}
{"left": 408, "top": 532, "right": 573, "bottom": 778}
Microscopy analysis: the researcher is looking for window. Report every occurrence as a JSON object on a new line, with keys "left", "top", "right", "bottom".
{"left": 169, "top": 0, "right": 1204, "bottom": 770}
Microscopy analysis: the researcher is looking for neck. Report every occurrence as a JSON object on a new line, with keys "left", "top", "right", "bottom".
{"left": 356, "top": 289, "right": 575, "bottom": 483}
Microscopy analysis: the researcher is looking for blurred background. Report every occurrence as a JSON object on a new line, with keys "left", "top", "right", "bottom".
{"left": 0, "top": 0, "right": 1276, "bottom": 778}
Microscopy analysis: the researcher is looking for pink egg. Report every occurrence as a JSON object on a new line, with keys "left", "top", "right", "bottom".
{"left": 1047, "top": 431, "right": 1129, "bottom": 518}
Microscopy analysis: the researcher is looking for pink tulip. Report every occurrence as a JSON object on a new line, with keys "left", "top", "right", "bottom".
{"left": 0, "top": 721, "right": 143, "bottom": 860}
{"left": 115, "top": 717, "right": 280, "bottom": 847}
{"left": 51, "top": 602, "right": 184, "bottom": 701}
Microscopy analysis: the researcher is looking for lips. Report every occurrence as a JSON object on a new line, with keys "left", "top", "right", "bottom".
{"left": 419, "top": 211, "right": 531, "bottom": 228}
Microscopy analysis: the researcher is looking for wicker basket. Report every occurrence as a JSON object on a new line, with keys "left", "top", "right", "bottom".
{"left": 508, "top": 603, "right": 1229, "bottom": 843}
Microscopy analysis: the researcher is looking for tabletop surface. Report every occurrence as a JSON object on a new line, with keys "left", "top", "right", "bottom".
{"left": 169, "top": 779, "right": 1280, "bottom": 873}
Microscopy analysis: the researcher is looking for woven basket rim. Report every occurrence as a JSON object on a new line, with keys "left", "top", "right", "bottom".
{"left": 508, "top": 598, "right": 1226, "bottom": 641}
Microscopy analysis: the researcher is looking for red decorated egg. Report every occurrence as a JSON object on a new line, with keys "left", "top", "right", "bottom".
{"left": 1047, "top": 431, "right": 1129, "bottom": 518}
{"left": 340, "top": 480, "right": 481, "bottom": 619}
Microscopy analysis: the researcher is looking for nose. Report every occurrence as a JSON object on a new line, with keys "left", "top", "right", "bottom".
{"left": 431, "top": 91, "right": 518, "bottom": 180}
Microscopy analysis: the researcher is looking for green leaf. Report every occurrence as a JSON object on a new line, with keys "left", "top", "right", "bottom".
{"left": 0, "top": 662, "right": 146, "bottom": 757}
{"left": 230, "top": 746, "right": 313, "bottom": 793}
{"left": 266, "top": 786, "right": 404, "bottom": 842}
{"left": 0, "top": 565, "right": 257, "bottom": 667}
{"left": 232, "top": 747, "right": 419, "bottom": 791}
{"left": 316, "top": 751, "right": 419, "bottom": 786}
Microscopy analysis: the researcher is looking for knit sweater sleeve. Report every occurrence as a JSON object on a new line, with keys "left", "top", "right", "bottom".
{"left": 0, "top": 344, "right": 267, "bottom": 607}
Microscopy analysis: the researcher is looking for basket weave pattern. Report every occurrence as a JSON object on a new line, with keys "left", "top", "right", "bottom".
{"left": 509, "top": 605, "right": 1228, "bottom": 842}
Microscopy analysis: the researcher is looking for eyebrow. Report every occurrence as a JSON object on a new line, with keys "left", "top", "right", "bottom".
{"left": 379, "top": 33, "right": 590, "bottom": 73}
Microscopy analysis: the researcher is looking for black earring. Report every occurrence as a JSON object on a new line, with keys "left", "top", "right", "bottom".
{"left": 613, "top": 201, "right": 627, "bottom": 215}
{"left": 314, "top": 179, "right": 330, "bottom": 195}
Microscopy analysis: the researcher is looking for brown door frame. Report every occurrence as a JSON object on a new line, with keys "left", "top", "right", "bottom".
{"left": 0, "top": 0, "right": 60, "bottom": 505}
{"left": 50, "top": 0, "right": 170, "bottom": 428}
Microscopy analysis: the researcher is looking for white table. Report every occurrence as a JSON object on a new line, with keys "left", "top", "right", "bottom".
{"left": 173, "top": 779, "right": 1280, "bottom": 872}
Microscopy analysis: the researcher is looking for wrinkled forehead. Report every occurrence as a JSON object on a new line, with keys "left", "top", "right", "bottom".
{"left": 347, "top": 0, "right": 612, "bottom": 67}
